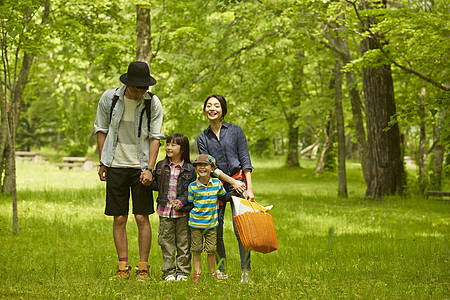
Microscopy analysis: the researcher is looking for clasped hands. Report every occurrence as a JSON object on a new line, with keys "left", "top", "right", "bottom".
{"left": 140, "top": 169, "right": 153, "bottom": 186}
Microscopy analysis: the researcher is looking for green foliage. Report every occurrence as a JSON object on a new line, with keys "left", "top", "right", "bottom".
{"left": 4, "top": 0, "right": 449, "bottom": 190}
{"left": 13, "top": 0, "right": 135, "bottom": 152}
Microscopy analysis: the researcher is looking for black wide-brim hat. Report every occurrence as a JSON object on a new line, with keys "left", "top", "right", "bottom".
{"left": 120, "top": 61, "right": 157, "bottom": 86}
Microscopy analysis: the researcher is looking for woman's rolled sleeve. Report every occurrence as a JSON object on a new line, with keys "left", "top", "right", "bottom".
{"left": 236, "top": 126, "right": 253, "bottom": 172}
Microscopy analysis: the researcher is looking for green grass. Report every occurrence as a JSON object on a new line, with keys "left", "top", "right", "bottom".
{"left": 0, "top": 159, "right": 448, "bottom": 299}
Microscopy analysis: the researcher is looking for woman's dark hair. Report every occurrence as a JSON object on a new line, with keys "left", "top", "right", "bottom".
{"left": 203, "top": 94, "right": 227, "bottom": 119}
{"left": 159, "top": 133, "right": 191, "bottom": 194}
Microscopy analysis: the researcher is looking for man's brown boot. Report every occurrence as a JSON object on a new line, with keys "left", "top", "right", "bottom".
{"left": 136, "top": 261, "right": 150, "bottom": 281}
{"left": 109, "top": 261, "right": 131, "bottom": 280}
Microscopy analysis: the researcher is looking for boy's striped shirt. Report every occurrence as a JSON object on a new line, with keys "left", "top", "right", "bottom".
{"left": 188, "top": 178, "right": 226, "bottom": 229}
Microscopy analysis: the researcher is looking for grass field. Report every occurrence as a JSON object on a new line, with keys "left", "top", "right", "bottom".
{"left": 0, "top": 159, "right": 448, "bottom": 299}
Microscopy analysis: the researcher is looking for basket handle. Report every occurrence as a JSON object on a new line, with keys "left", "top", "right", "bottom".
{"left": 248, "top": 200, "right": 256, "bottom": 212}
{"left": 247, "top": 199, "right": 269, "bottom": 214}
{"left": 249, "top": 199, "right": 266, "bottom": 213}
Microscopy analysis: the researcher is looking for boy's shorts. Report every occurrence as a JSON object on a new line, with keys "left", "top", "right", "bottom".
{"left": 105, "top": 167, "right": 154, "bottom": 216}
{"left": 190, "top": 227, "right": 216, "bottom": 255}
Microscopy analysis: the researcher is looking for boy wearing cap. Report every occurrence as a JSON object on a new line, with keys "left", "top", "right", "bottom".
{"left": 188, "top": 154, "right": 226, "bottom": 282}
{"left": 94, "top": 61, "right": 165, "bottom": 281}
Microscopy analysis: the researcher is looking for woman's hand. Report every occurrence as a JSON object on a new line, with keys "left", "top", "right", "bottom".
{"left": 245, "top": 188, "right": 255, "bottom": 202}
{"left": 232, "top": 179, "right": 247, "bottom": 194}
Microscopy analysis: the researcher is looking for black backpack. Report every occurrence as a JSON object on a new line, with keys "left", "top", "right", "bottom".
{"left": 109, "top": 90, "right": 154, "bottom": 138}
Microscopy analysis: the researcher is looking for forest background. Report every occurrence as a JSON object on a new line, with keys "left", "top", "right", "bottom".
{"left": 1, "top": 0, "right": 449, "bottom": 227}
{"left": 0, "top": 1, "right": 449, "bottom": 298}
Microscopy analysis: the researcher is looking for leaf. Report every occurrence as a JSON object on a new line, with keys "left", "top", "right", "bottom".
{"left": 429, "top": 109, "right": 438, "bottom": 117}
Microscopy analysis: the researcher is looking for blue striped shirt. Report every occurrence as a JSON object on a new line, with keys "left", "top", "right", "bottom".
{"left": 188, "top": 178, "right": 226, "bottom": 229}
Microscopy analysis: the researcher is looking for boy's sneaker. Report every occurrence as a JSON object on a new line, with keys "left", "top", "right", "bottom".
{"left": 240, "top": 271, "right": 250, "bottom": 284}
{"left": 110, "top": 261, "right": 131, "bottom": 280}
{"left": 136, "top": 262, "right": 150, "bottom": 281}
{"left": 216, "top": 270, "right": 228, "bottom": 280}
{"left": 192, "top": 272, "right": 201, "bottom": 283}
{"left": 176, "top": 275, "right": 188, "bottom": 281}
{"left": 164, "top": 274, "right": 176, "bottom": 281}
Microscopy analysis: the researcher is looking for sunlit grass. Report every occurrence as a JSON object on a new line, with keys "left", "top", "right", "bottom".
{"left": 0, "top": 159, "right": 448, "bottom": 299}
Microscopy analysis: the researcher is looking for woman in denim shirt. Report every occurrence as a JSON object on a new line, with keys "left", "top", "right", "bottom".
{"left": 197, "top": 94, "right": 254, "bottom": 284}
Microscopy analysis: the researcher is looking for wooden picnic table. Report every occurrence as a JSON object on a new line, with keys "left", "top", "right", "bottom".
{"left": 426, "top": 190, "right": 450, "bottom": 201}
{"left": 15, "top": 151, "right": 43, "bottom": 163}
{"left": 55, "top": 157, "right": 93, "bottom": 170}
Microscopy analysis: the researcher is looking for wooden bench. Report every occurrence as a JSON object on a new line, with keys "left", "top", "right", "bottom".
{"left": 15, "top": 151, "right": 42, "bottom": 163}
{"left": 426, "top": 190, "right": 450, "bottom": 201}
{"left": 55, "top": 157, "right": 93, "bottom": 170}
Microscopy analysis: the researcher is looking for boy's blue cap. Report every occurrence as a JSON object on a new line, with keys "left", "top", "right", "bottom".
{"left": 193, "top": 154, "right": 216, "bottom": 167}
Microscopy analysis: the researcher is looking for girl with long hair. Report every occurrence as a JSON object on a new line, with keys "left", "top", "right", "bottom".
{"left": 151, "top": 133, "right": 197, "bottom": 281}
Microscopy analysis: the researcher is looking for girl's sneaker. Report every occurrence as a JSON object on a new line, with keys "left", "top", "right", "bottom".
{"left": 164, "top": 274, "right": 176, "bottom": 281}
{"left": 216, "top": 270, "right": 228, "bottom": 280}
{"left": 176, "top": 275, "right": 188, "bottom": 281}
{"left": 192, "top": 272, "right": 201, "bottom": 283}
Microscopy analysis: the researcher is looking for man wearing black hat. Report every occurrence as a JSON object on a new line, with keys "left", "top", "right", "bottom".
{"left": 94, "top": 61, "right": 164, "bottom": 281}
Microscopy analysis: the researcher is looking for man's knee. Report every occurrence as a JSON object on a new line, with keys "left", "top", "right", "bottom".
{"left": 135, "top": 214, "right": 150, "bottom": 228}
{"left": 114, "top": 215, "right": 128, "bottom": 228}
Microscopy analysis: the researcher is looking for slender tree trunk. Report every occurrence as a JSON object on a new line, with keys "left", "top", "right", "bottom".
{"left": 345, "top": 70, "right": 369, "bottom": 183}
{"left": 286, "top": 120, "right": 299, "bottom": 167}
{"left": 0, "top": 1, "right": 50, "bottom": 233}
{"left": 285, "top": 49, "right": 304, "bottom": 167}
{"left": 0, "top": 87, "right": 6, "bottom": 185}
{"left": 430, "top": 112, "right": 445, "bottom": 190}
{"left": 338, "top": 33, "right": 369, "bottom": 184}
{"left": 315, "top": 113, "right": 335, "bottom": 174}
{"left": 417, "top": 87, "right": 427, "bottom": 194}
{"left": 323, "top": 21, "right": 369, "bottom": 186}
{"left": 136, "top": 2, "right": 152, "bottom": 64}
{"left": 299, "top": 139, "right": 319, "bottom": 157}
{"left": 334, "top": 60, "right": 348, "bottom": 197}
{"left": 2, "top": 53, "right": 34, "bottom": 194}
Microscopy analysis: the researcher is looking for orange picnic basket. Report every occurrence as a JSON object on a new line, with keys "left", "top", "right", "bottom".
{"left": 233, "top": 201, "right": 278, "bottom": 254}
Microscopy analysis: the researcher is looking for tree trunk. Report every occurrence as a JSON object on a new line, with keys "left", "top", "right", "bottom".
{"left": 0, "top": 86, "right": 6, "bottom": 186}
{"left": 2, "top": 52, "right": 35, "bottom": 194}
{"left": 361, "top": 41, "right": 404, "bottom": 198}
{"left": 299, "top": 139, "right": 319, "bottom": 157}
{"left": 345, "top": 70, "right": 369, "bottom": 184}
{"left": 136, "top": 3, "right": 152, "bottom": 64}
{"left": 315, "top": 113, "right": 335, "bottom": 174}
{"left": 358, "top": 0, "right": 404, "bottom": 199}
{"left": 429, "top": 112, "right": 445, "bottom": 190}
{"left": 334, "top": 60, "right": 348, "bottom": 197}
{"left": 323, "top": 20, "right": 370, "bottom": 186}
{"left": 417, "top": 87, "right": 427, "bottom": 194}
{"left": 286, "top": 121, "right": 299, "bottom": 167}
{"left": 285, "top": 49, "right": 304, "bottom": 167}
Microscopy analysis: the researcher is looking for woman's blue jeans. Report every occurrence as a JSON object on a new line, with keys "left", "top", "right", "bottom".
{"left": 216, "top": 197, "right": 251, "bottom": 271}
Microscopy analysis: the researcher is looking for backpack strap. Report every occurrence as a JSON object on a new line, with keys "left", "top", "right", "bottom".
{"left": 138, "top": 91, "right": 155, "bottom": 138}
{"left": 109, "top": 88, "right": 120, "bottom": 124}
